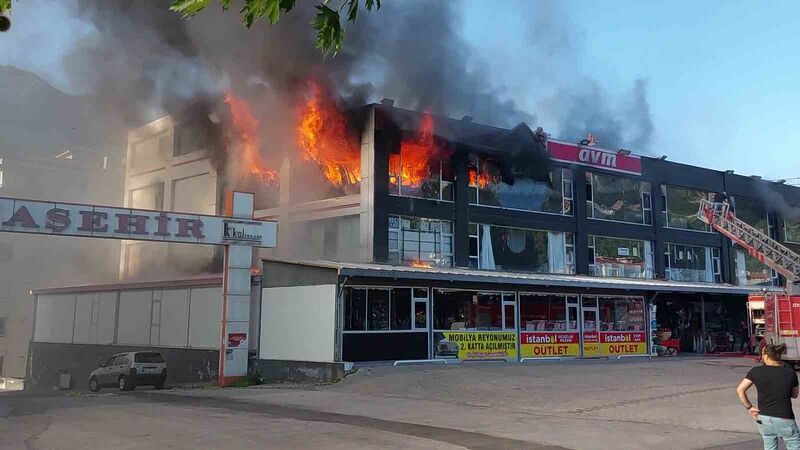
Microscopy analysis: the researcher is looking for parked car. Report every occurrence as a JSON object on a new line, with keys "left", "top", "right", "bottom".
{"left": 88, "top": 351, "right": 167, "bottom": 392}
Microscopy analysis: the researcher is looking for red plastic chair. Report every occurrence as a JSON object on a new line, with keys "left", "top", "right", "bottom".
{"left": 661, "top": 338, "right": 681, "bottom": 356}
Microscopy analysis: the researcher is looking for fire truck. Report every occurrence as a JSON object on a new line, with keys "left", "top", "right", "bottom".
{"left": 698, "top": 199, "right": 800, "bottom": 362}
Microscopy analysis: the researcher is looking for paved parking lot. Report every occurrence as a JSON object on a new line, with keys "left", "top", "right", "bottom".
{"left": 0, "top": 357, "right": 780, "bottom": 449}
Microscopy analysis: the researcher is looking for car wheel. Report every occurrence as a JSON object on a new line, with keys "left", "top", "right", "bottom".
{"left": 89, "top": 377, "right": 101, "bottom": 393}
{"left": 118, "top": 375, "right": 134, "bottom": 392}
{"left": 154, "top": 377, "right": 165, "bottom": 390}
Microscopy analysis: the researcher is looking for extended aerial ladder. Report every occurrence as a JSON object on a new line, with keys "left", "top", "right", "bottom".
{"left": 697, "top": 199, "right": 800, "bottom": 360}
{"left": 697, "top": 199, "right": 800, "bottom": 291}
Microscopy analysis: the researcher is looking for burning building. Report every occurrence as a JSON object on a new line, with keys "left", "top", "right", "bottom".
{"left": 26, "top": 88, "right": 800, "bottom": 386}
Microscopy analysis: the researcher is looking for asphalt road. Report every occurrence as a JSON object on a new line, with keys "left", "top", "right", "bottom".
{"left": 0, "top": 357, "right": 781, "bottom": 449}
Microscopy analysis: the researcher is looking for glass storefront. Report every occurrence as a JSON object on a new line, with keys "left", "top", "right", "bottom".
{"left": 432, "top": 289, "right": 518, "bottom": 361}
{"left": 341, "top": 286, "right": 750, "bottom": 362}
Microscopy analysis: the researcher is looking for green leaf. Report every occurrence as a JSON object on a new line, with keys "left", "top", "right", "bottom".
{"left": 169, "top": 0, "right": 211, "bottom": 17}
{"left": 312, "top": 4, "right": 343, "bottom": 57}
{"left": 0, "top": 0, "right": 11, "bottom": 15}
{"left": 240, "top": 0, "right": 296, "bottom": 27}
{"left": 220, "top": 0, "right": 231, "bottom": 11}
{"left": 364, "top": 0, "right": 381, "bottom": 12}
{"left": 346, "top": 0, "right": 358, "bottom": 23}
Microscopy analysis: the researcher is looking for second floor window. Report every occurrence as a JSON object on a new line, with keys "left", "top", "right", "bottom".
{"left": 734, "top": 245, "right": 778, "bottom": 287}
{"left": 388, "top": 215, "right": 453, "bottom": 267}
{"left": 664, "top": 243, "right": 721, "bottom": 283}
{"left": 468, "top": 223, "right": 574, "bottom": 274}
{"left": 586, "top": 172, "right": 651, "bottom": 225}
{"left": 589, "top": 235, "right": 654, "bottom": 279}
{"left": 785, "top": 218, "right": 800, "bottom": 244}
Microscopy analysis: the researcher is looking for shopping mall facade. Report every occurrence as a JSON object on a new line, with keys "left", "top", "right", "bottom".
{"left": 26, "top": 103, "right": 800, "bottom": 387}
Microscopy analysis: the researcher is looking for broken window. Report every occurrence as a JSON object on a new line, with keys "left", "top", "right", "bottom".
{"left": 587, "top": 173, "right": 651, "bottom": 225}
{"left": 468, "top": 154, "right": 571, "bottom": 215}
{"left": 661, "top": 185, "right": 711, "bottom": 231}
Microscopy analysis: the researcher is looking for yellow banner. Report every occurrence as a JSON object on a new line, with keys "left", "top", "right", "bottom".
{"left": 438, "top": 332, "right": 518, "bottom": 360}
{"left": 520, "top": 332, "right": 580, "bottom": 358}
{"left": 601, "top": 342, "right": 647, "bottom": 355}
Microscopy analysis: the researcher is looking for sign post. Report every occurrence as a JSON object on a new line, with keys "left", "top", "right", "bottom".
{"left": 0, "top": 193, "right": 276, "bottom": 386}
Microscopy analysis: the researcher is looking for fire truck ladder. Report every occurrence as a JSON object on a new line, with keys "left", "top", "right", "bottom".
{"left": 697, "top": 199, "right": 800, "bottom": 285}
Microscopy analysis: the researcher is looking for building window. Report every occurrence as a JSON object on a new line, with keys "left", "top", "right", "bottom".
{"left": 130, "top": 133, "right": 169, "bottom": 170}
{"left": 468, "top": 154, "right": 573, "bottom": 215}
{"left": 469, "top": 223, "right": 575, "bottom": 274}
{"left": 734, "top": 195, "right": 769, "bottom": 234}
{"left": 664, "top": 243, "right": 721, "bottom": 283}
{"left": 586, "top": 172, "right": 651, "bottom": 224}
{"left": 388, "top": 141, "right": 453, "bottom": 201}
{"left": 174, "top": 121, "right": 215, "bottom": 157}
{"left": 661, "top": 185, "right": 713, "bottom": 231}
{"left": 388, "top": 216, "right": 453, "bottom": 267}
{"left": 598, "top": 297, "right": 645, "bottom": 331}
{"left": 343, "top": 287, "right": 426, "bottom": 332}
{"left": 0, "top": 317, "right": 5, "bottom": 337}
{"left": 519, "top": 294, "right": 579, "bottom": 331}
{"left": 734, "top": 247, "right": 778, "bottom": 287}
{"left": 433, "top": 290, "right": 515, "bottom": 331}
{"left": 129, "top": 183, "right": 165, "bottom": 210}
{"left": 785, "top": 219, "right": 800, "bottom": 244}
{"left": 589, "top": 235, "right": 654, "bottom": 279}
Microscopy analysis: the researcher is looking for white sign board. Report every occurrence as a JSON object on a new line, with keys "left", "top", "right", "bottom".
{"left": 0, "top": 196, "right": 276, "bottom": 247}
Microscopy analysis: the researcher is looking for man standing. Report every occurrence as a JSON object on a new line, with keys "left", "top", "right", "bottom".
{"left": 737, "top": 343, "right": 800, "bottom": 449}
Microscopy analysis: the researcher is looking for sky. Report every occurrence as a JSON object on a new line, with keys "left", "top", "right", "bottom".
{"left": 0, "top": 0, "right": 798, "bottom": 181}
{"left": 462, "top": 0, "right": 800, "bottom": 181}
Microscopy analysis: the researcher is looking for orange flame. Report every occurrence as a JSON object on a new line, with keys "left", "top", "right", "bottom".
{"left": 224, "top": 92, "right": 278, "bottom": 185}
{"left": 297, "top": 82, "right": 361, "bottom": 187}
{"left": 409, "top": 260, "right": 433, "bottom": 269}
{"left": 468, "top": 165, "right": 493, "bottom": 189}
{"left": 390, "top": 112, "right": 445, "bottom": 189}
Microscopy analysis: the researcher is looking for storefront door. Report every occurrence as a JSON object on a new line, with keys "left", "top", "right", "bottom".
{"left": 581, "top": 297, "right": 601, "bottom": 357}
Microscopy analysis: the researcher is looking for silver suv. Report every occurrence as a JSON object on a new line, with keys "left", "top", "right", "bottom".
{"left": 88, "top": 351, "right": 167, "bottom": 392}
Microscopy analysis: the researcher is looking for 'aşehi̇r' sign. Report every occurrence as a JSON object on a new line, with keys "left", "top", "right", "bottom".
{"left": 0, "top": 196, "right": 277, "bottom": 247}
{"left": 548, "top": 140, "right": 642, "bottom": 176}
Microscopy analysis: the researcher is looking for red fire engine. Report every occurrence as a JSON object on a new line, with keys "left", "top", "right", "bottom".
{"left": 698, "top": 200, "right": 800, "bottom": 362}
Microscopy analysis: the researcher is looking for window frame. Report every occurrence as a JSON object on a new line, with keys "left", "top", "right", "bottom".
{"left": 469, "top": 222, "right": 575, "bottom": 275}
{"left": 343, "top": 286, "right": 430, "bottom": 334}
{"left": 664, "top": 242, "right": 721, "bottom": 283}
{"left": 585, "top": 172, "right": 652, "bottom": 226}
{"left": 432, "top": 288, "right": 517, "bottom": 332}
{"left": 661, "top": 184, "right": 713, "bottom": 233}
{"left": 467, "top": 155, "right": 574, "bottom": 217}
{"left": 388, "top": 215, "right": 454, "bottom": 267}
{"left": 388, "top": 146, "right": 453, "bottom": 202}
{"left": 589, "top": 235, "right": 654, "bottom": 279}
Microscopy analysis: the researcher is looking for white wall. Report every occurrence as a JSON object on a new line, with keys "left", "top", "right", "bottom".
{"left": 117, "top": 291, "right": 152, "bottom": 345}
{"left": 260, "top": 285, "right": 336, "bottom": 363}
{"left": 34, "top": 295, "right": 75, "bottom": 343}
{"left": 159, "top": 289, "right": 189, "bottom": 347}
{"left": 188, "top": 287, "right": 222, "bottom": 349}
{"left": 34, "top": 285, "right": 225, "bottom": 350}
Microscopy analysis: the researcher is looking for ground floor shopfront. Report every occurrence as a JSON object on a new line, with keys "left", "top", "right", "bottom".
{"left": 342, "top": 287, "right": 650, "bottom": 362}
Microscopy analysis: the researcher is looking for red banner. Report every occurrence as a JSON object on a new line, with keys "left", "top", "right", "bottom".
{"left": 548, "top": 141, "right": 642, "bottom": 175}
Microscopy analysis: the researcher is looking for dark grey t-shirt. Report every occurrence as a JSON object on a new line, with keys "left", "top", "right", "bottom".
{"left": 745, "top": 365, "right": 799, "bottom": 419}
